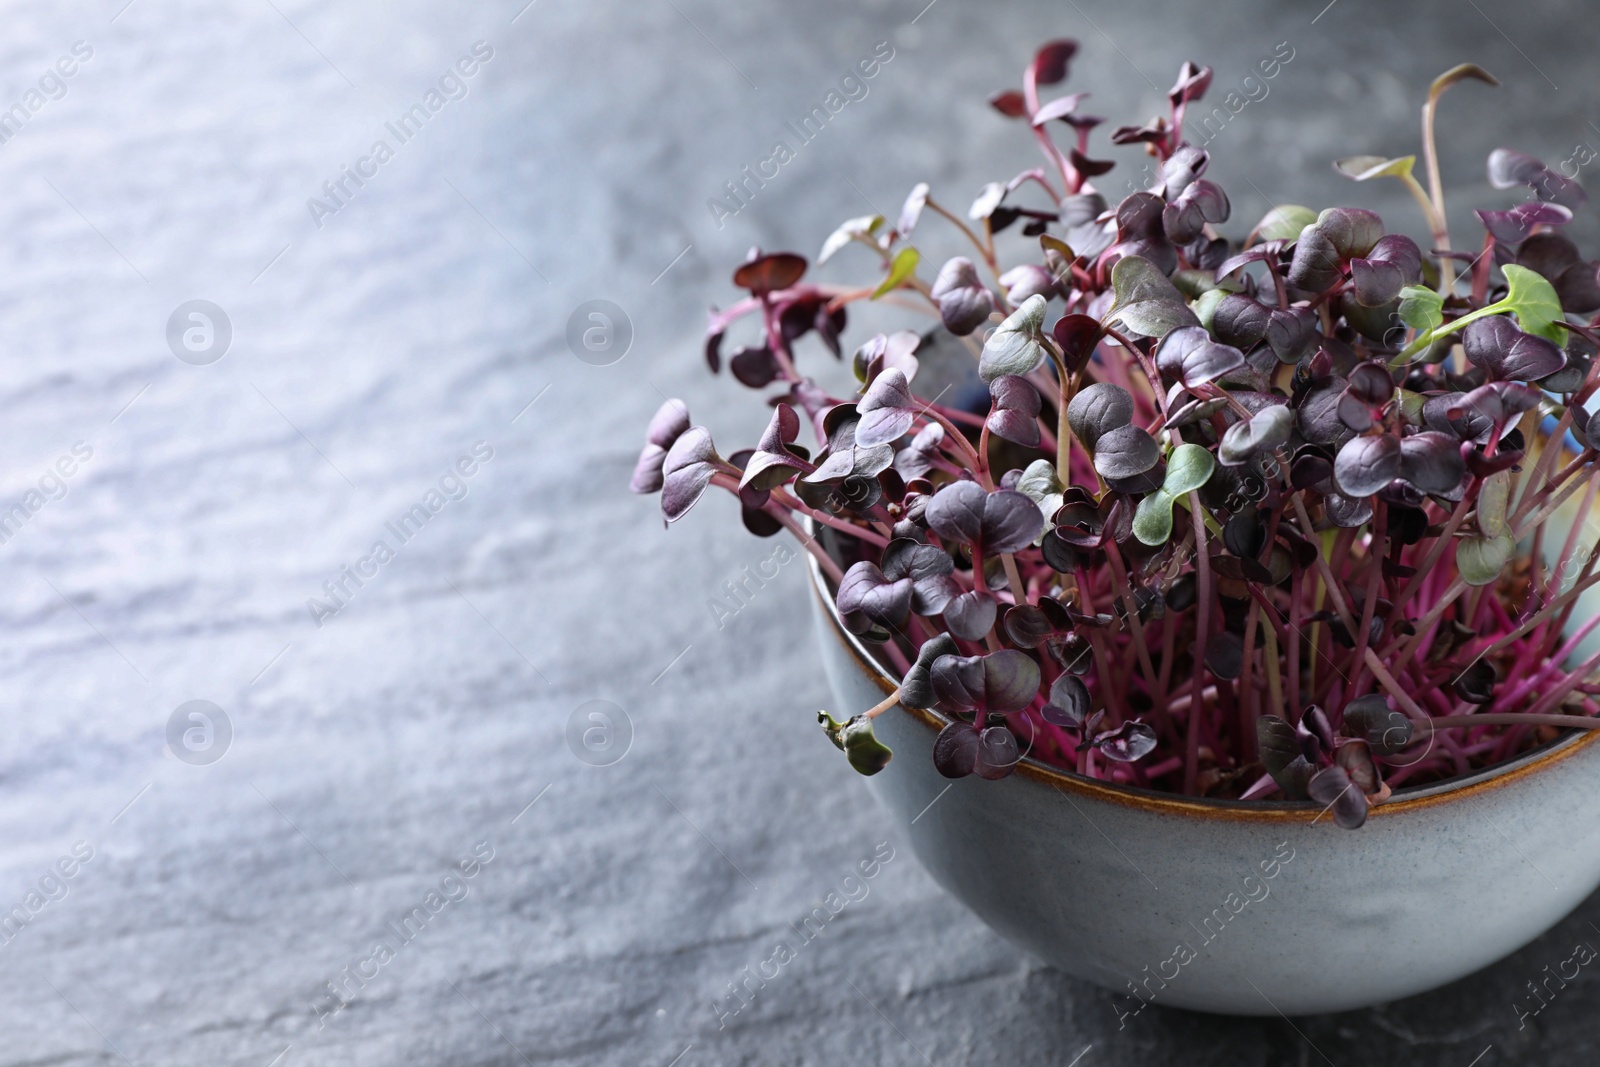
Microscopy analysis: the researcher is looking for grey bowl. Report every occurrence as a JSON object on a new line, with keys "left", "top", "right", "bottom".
{"left": 807, "top": 556, "right": 1600, "bottom": 1016}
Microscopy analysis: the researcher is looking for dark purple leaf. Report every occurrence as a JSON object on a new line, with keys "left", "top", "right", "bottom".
{"left": 1090, "top": 721, "right": 1158, "bottom": 762}
{"left": 1477, "top": 201, "right": 1573, "bottom": 245}
{"left": 987, "top": 375, "right": 1043, "bottom": 446}
{"left": 1308, "top": 765, "right": 1368, "bottom": 829}
{"left": 930, "top": 257, "right": 995, "bottom": 336}
{"left": 1333, "top": 434, "right": 1402, "bottom": 497}
{"left": 856, "top": 368, "right": 918, "bottom": 447}
{"left": 1067, "top": 382, "right": 1134, "bottom": 449}
{"left": 1343, "top": 693, "right": 1414, "bottom": 755}
{"left": 988, "top": 90, "right": 1028, "bottom": 119}
{"left": 1452, "top": 660, "right": 1497, "bottom": 705}
{"left": 881, "top": 538, "right": 959, "bottom": 615}
{"left": 1168, "top": 60, "right": 1212, "bottom": 105}
{"left": 1211, "top": 293, "right": 1272, "bottom": 350}
{"left": 741, "top": 404, "right": 811, "bottom": 490}
{"left": 1348, "top": 234, "right": 1422, "bottom": 307}
{"left": 1162, "top": 179, "right": 1230, "bottom": 244}
{"left": 1043, "top": 673, "right": 1091, "bottom": 728}
{"left": 733, "top": 251, "right": 806, "bottom": 294}
{"left": 1462, "top": 315, "right": 1566, "bottom": 382}
{"left": 1155, "top": 325, "right": 1245, "bottom": 387}
{"left": 1033, "top": 39, "right": 1078, "bottom": 85}
{"left": 1160, "top": 145, "right": 1209, "bottom": 199}
{"left": 1204, "top": 632, "right": 1244, "bottom": 679}
{"left": 1052, "top": 314, "right": 1103, "bottom": 374}
{"left": 900, "top": 633, "right": 958, "bottom": 710}
{"left": 729, "top": 345, "right": 780, "bottom": 387}
{"left": 933, "top": 721, "right": 980, "bottom": 777}
{"left": 1488, "top": 147, "right": 1586, "bottom": 209}
{"left": 926, "top": 481, "right": 987, "bottom": 545}
{"left": 835, "top": 561, "right": 913, "bottom": 629}
{"left": 1397, "top": 431, "right": 1467, "bottom": 495}
{"left": 1092, "top": 424, "right": 1160, "bottom": 480}
{"left": 944, "top": 590, "right": 998, "bottom": 641}
{"left": 974, "top": 726, "right": 1021, "bottom": 780}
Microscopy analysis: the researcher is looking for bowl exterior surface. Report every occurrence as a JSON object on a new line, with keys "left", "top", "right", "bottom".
{"left": 810, "top": 578, "right": 1600, "bottom": 1016}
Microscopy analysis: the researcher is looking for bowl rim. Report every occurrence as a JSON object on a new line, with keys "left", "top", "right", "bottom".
{"left": 806, "top": 548, "right": 1600, "bottom": 823}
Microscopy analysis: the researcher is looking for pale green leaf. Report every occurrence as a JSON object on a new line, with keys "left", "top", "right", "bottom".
{"left": 1132, "top": 491, "right": 1176, "bottom": 547}
{"left": 1016, "top": 459, "right": 1064, "bottom": 542}
{"left": 1334, "top": 155, "right": 1417, "bottom": 182}
{"left": 1193, "top": 288, "right": 1228, "bottom": 331}
{"left": 871, "top": 246, "right": 920, "bottom": 299}
{"left": 1502, "top": 263, "right": 1565, "bottom": 342}
{"left": 1164, "top": 444, "right": 1215, "bottom": 496}
{"left": 1478, "top": 470, "right": 1512, "bottom": 539}
{"left": 1456, "top": 533, "right": 1514, "bottom": 586}
{"left": 1398, "top": 285, "right": 1444, "bottom": 334}
{"left": 1255, "top": 204, "right": 1318, "bottom": 243}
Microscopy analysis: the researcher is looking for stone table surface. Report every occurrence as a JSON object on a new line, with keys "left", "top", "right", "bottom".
{"left": 2, "top": 0, "right": 1598, "bottom": 1063}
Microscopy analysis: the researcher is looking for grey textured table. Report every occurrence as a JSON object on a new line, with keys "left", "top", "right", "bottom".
{"left": 2, "top": 0, "right": 1596, "bottom": 1063}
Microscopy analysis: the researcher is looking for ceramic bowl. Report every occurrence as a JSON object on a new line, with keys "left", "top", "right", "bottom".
{"left": 807, "top": 556, "right": 1600, "bottom": 1016}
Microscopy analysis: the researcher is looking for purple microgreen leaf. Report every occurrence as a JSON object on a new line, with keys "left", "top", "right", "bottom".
{"left": 661, "top": 426, "right": 721, "bottom": 522}
{"left": 1052, "top": 313, "right": 1104, "bottom": 374}
{"left": 729, "top": 345, "right": 780, "bottom": 388}
{"left": 1033, "top": 39, "right": 1078, "bottom": 84}
{"left": 1478, "top": 201, "right": 1573, "bottom": 245}
{"left": 981, "top": 650, "right": 1042, "bottom": 712}
{"left": 901, "top": 633, "right": 959, "bottom": 710}
{"left": 1204, "top": 632, "right": 1244, "bottom": 679}
{"left": 631, "top": 398, "right": 691, "bottom": 493}
{"left": 1462, "top": 315, "right": 1566, "bottom": 381}
{"left": 1092, "top": 424, "right": 1161, "bottom": 480}
{"left": 1308, "top": 764, "right": 1368, "bottom": 829}
{"left": 1333, "top": 433, "right": 1402, "bottom": 497}
{"left": 1218, "top": 403, "right": 1292, "bottom": 465}
{"left": 1090, "top": 720, "right": 1158, "bottom": 762}
{"left": 1397, "top": 431, "right": 1467, "bottom": 496}
{"left": 944, "top": 590, "right": 999, "bottom": 641}
{"left": 1155, "top": 325, "right": 1246, "bottom": 387}
{"left": 974, "top": 726, "right": 1021, "bottom": 780}
{"left": 1451, "top": 661, "right": 1498, "bottom": 706}
{"left": 855, "top": 368, "right": 918, "bottom": 447}
{"left": 930, "top": 256, "right": 995, "bottom": 336}
{"left": 1066, "top": 381, "right": 1134, "bottom": 449}
{"left": 1488, "top": 147, "right": 1586, "bottom": 209}
{"left": 1162, "top": 179, "right": 1230, "bottom": 245}
{"left": 836, "top": 561, "right": 913, "bottom": 630}
{"left": 987, "top": 375, "right": 1043, "bottom": 447}
{"left": 988, "top": 89, "right": 1028, "bottom": 119}
{"left": 933, "top": 721, "right": 979, "bottom": 778}
{"left": 1103, "top": 255, "right": 1198, "bottom": 339}
{"left": 980, "top": 294, "right": 1050, "bottom": 381}
{"left": 881, "top": 538, "right": 960, "bottom": 615}
{"left": 733, "top": 251, "right": 806, "bottom": 294}
{"left": 1043, "top": 673, "right": 1091, "bottom": 728}
{"left": 1343, "top": 693, "right": 1415, "bottom": 755}
{"left": 998, "top": 264, "right": 1059, "bottom": 304}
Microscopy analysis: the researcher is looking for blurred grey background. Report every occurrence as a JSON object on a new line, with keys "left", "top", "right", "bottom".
{"left": 0, "top": 0, "right": 1596, "bottom": 1063}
